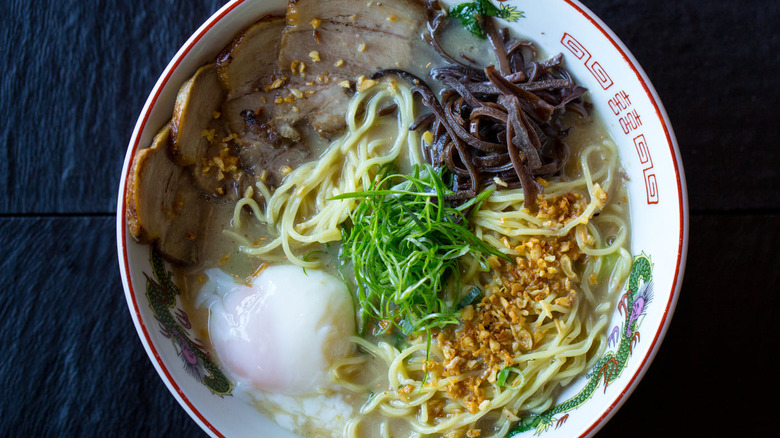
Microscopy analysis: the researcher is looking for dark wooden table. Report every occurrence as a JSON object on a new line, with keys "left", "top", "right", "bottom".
{"left": 1, "top": 0, "right": 777, "bottom": 436}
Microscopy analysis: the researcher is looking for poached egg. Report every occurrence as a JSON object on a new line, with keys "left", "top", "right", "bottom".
{"left": 197, "top": 264, "right": 355, "bottom": 395}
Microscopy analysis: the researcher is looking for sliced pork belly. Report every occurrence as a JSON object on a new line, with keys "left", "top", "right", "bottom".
{"left": 215, "top": 14, "right": 312, "bottom": 187}
{"left": 170, "top": 63, "right": 224, "bottom": 166}
{"left": 272, "top": 84, "right": 355, "bottom": 139}
{"left": 126, "top": 125, "right": 202, "bottom": 264}
{"left": 221, "top": 92, "right": 272, "bottom": 136}
{"left": 273, "top": 0, "right": 427, "bottom": 138}
{"left": 217, "top": 16, "right": 286, "bottom": 138}
{"left": 216, "top": 16, "right": 287, "bottom": 101}
{"left": 286, "top": 0, "right": 425, "bottom": 37}
{"left": 234, "top": 135, "right": 311, "bottom": 188}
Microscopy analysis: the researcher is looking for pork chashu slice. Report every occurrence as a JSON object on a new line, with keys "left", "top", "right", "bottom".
{"left": 126, "top": 125, "right": 203, "bottom": 264}
{"left": 168, "top": 61, "right": 250, "bottom": 199}
{"left": 170, "top": 63, "right": 224, "bottom": 166}
{"left": 273, "top": 0, "right": 427, "bottom": 138}
{"left": 217, "top": 15, "right": 286, "bottom": 102}
{"left": 215, "top": 14, "right": 313, "bottom": 187}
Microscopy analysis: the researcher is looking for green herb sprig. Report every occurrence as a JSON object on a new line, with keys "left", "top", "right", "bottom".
{"left": 331, "top": 164, "right": 509, "bottom": 337}
{"left": 449, "top": 0, "right": 524, "bottom": 38}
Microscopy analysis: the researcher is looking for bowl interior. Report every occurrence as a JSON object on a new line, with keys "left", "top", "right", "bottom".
{"left": 117, "top": 1, "right": 687, "bottom": 437}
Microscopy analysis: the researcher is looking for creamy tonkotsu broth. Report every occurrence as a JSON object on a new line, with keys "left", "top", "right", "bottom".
{"left": 125, "top": 1, "right": 633, "bottom": 437}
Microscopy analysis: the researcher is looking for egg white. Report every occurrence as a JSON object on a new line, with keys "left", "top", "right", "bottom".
{"left": 197, "top": 264, "right": 355, "bottom": 395}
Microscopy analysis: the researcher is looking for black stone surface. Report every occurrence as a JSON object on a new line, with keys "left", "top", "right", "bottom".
{"left": 1, "top": 0, "right": 777, "bottom": 436}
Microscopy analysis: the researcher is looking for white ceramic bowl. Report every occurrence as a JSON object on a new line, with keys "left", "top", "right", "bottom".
{"left": 117, "top": 1, "right": 688, "bottom": 437}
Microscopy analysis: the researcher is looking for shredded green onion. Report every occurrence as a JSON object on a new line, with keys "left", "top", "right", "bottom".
{"left": 455, "top": 286, "right": 484, "bottom": 310}
{"left": 332, "top": 164, "right": 509, "bottom": 336}
{"left": 496, "top": 366, "right": 525, "bottom": 388}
